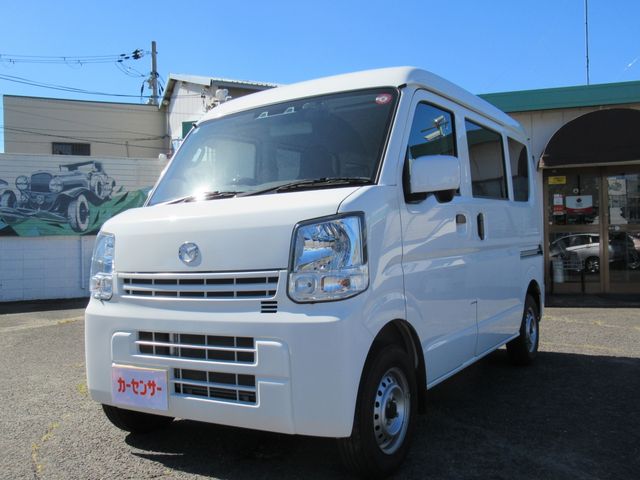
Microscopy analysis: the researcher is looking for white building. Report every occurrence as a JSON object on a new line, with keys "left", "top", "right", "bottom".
{"left": 161, "top": 73, "right": 277, "bottom": 152}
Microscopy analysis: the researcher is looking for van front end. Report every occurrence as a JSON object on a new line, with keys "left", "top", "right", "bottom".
{"left": 84, "top": 188, "right": 383, "bottom": 438}
{"left": 85, "top": 272, "right": 372, "bottom": 438}
{"left": 85, "top": 84, "right": 405, "bottom": 440}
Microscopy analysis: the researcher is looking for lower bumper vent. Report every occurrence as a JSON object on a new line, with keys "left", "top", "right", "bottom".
{"left": 137, "top": 332, "right": 255, "bottom": 364}
{"left": 174, "top": 368, "right": 256, "bottom": 404}
{"left": 261, "top": 301, "right": 278, "bottom": 313}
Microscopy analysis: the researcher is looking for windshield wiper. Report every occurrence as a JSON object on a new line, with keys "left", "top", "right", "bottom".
{"left": 165, "top": 191, "right": 240, "bottom": 204}
{"left": 239, "top": 177, "right": 372, "bottom": 197}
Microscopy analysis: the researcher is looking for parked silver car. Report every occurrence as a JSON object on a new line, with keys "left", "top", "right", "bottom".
{"left": 550, "top": 233, "right": 640, "bottom": 273}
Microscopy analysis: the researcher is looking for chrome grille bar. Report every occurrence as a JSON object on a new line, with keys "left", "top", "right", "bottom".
{"left": 120, "top": 271, "right": 279, "bottom": 300}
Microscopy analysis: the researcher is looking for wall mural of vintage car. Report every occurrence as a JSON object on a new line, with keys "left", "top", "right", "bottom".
{"left": 0, "top": 161, "right": 151, "bottom": 236}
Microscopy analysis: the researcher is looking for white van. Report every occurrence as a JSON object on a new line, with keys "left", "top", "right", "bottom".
{"left": 85, "top": 67, "right": 543, "bottom": 477}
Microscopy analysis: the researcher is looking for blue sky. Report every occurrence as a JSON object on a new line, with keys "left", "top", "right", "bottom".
{"left": 1, "top": 0, "right": 639, "bottom": 149}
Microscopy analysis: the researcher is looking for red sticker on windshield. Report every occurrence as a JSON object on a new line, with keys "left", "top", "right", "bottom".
{"left": 375, "top": 93, "right": 392, "bottom": 105}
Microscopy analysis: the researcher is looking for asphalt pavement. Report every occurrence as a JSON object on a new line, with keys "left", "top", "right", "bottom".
{"left": 0, "top": 301, "right": 638, "bottom": 479}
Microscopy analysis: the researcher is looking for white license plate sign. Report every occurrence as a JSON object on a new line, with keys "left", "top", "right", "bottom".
{"left": 111, "top": 365, "right": 168, "bottom": 411}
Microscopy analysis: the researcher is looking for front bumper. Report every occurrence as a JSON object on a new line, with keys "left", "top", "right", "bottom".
{"left": 85, "top": 274, "right": 372, "bottom": 438}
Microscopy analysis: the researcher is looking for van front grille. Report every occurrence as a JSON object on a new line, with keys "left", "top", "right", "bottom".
{"left": 174, "top": 368, "right": 256, "bottom": 404}
{"left": 137, "top": 332, "right": 255, "bottom": 364}
{"left": 120, "top": 271, "right": 279, "bottom": 300}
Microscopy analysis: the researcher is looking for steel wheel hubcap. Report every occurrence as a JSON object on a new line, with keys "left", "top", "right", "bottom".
{"left": 373, "top": 367, "right": 410, "bottom": 454}
{"left": 524, "top": 308, "right": 538, "bottom": 352}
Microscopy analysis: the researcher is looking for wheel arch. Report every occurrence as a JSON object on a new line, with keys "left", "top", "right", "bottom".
{"left": 526, "top": 279, "right": 542, "bottom": 319}
{"left": 365, "top": 319, "right": 427, "bottom": 414}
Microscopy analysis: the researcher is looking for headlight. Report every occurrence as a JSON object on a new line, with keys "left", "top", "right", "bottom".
{"left": 16, "top": 176, "right": 29, "bottom": 191}
{"left": 49, "top": 177, "right": 64, "bottom": 193}
{"left": 288, "top": 213, "right": 368, "bottom": 302}
{"left": 90, "top": 232, "right": 115, "bottom": 300}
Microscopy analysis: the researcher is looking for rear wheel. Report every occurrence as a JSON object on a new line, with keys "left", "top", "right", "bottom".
{"left": 0, "top": 190, "right": 16, "bottom": 208}
{"left": 507, "top": 294, "right": 540, "bottom": 365}
{"left": 102, "top": 404, "right": 173, "bottom": 433}
{"left": 337, "top": 345, "right": 416, "bottom": 479}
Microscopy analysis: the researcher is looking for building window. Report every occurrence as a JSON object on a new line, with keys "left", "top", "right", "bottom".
{"left": 182, "top": 121, "right": 197, "bottom": 139}
{"left": 52, "top": 142, "right": 90, "bottom": 156}
{"left": 508, "top": 138, "right": 530, "bottom": 201}
{"left": 466, "top": 120, "right": 507, "bottom": 199}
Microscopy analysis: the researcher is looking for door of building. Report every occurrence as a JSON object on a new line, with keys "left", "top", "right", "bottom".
{"left": 544, "top": 167, "right": 640, "bottom": 294}
{"left": 604, "top": 168, "right": 640, "bottom": 293}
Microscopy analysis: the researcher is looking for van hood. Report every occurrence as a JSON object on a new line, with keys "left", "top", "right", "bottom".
{"left": 102, "top": 187, "right": 360, "bottom": 272}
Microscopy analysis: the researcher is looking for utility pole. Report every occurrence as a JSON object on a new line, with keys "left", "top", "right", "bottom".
{"left": 585, "top": 0, "right": 590, "bottom": 85}
{"left": 150, "top": 40, "right": 159, "bottom": 105}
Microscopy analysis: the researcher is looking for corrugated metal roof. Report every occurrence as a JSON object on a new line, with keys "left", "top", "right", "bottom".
{"left": 168, "top": 73, "right": 279, "bottom": 89}
{"left": 479, "top": 80, "right": 640, "bottom": 113}
{"left": 161, "top": 73, "right": 278, "bottom": 107}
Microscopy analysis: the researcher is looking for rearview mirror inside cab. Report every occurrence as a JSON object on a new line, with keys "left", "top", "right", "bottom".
{"left": 408, "top": 154, "right": 460, "bottom": 201}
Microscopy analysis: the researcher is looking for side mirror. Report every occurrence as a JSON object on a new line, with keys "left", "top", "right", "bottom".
{"left": 409, "top": 155, "right": 460, "bottom": 195}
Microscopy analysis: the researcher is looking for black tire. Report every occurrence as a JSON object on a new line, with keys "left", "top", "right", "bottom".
{"left": 337, "top": 345, "right": 417, "bottom": 479}
{"left": 585, "top": 256, "right": 600, "bottom": 274}
{"left": 67, "top": 193, "right": 90, "bottom": 232}
{"left": 102, "top": 404, "right": 173, "bottom": 433}
{"left": 507, "top": 294, "right": 540, "bottom": 366}
{"left": 0, "top": 190, "right": 16, "bottom": 209}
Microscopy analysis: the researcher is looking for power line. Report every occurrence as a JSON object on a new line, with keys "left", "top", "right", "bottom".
{"left": 3, "top": 126, "right": 168, "bottom": 150}
{"left": 0, "top": 50, "right": 147, "bottom": 65}
{"left": 0, "top": 72, "right": 155, "bottom": 98}
{"left": 0, "top": 72, "right": 204, "bottom": 100}
{"left": 1, "top": 106, "right": 166, "bottom": 137}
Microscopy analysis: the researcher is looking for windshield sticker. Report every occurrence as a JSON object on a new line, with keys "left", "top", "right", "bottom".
{"left": 375, "top": 93, "right": 393, "bottom": 105}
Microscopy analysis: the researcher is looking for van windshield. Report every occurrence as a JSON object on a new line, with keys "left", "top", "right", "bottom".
{"left": 148, "top": 88, "right": 398, "bottom": 205}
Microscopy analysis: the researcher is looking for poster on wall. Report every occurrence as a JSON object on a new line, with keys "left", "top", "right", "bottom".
{"left": 565, "top": 195, "right": 594, "bottom": 214}
{"left": 0, "top": 157, "right": 163, "bottom": 236}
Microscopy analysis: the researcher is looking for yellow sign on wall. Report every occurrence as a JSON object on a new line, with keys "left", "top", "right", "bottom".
{"left": 548, "top": 176, "right": 567, "bottom": 185}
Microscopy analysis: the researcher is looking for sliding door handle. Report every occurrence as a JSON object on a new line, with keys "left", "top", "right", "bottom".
{"left": 477, "top": 213, "right": 485, "bottom": 240}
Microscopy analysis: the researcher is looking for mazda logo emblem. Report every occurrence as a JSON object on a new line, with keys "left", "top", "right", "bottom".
{"left": 179, "top": 242, "right": 200, "bottom": 265}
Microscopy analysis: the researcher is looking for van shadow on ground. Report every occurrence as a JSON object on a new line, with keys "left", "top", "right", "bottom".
{"left": 125, "top": 350, "right": 640, "bottom": 479}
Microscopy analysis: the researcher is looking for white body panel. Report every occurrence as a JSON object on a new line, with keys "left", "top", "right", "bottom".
{"left": 112, "top": 188, "right": 360, "bottom": 272}
{"left": 86, "top": 67, "right": 543, "bottom": 438}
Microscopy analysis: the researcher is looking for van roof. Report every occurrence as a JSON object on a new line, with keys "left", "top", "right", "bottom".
{"left": 200, "top": 66, "right": 524, "bottom": 134}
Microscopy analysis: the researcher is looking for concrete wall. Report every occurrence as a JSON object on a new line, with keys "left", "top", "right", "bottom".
{"left": 0, "top": 236, "right": 95, "bottom": 302}
{"left": 3, "top": 96, "right": 168, "bottom": 158}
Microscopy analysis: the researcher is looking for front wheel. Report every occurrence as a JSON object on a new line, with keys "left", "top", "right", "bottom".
{"left": 337, "top": 345, "right": 417, "bottom": 479}
{"left": 67, "top": 194, "right": 90, "bottom": 232}
{"left": 507, "top": 294, "right": 540, "bottom": 365}
{"left": 102, "top": 404, "right": 173, "bottom": 433}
